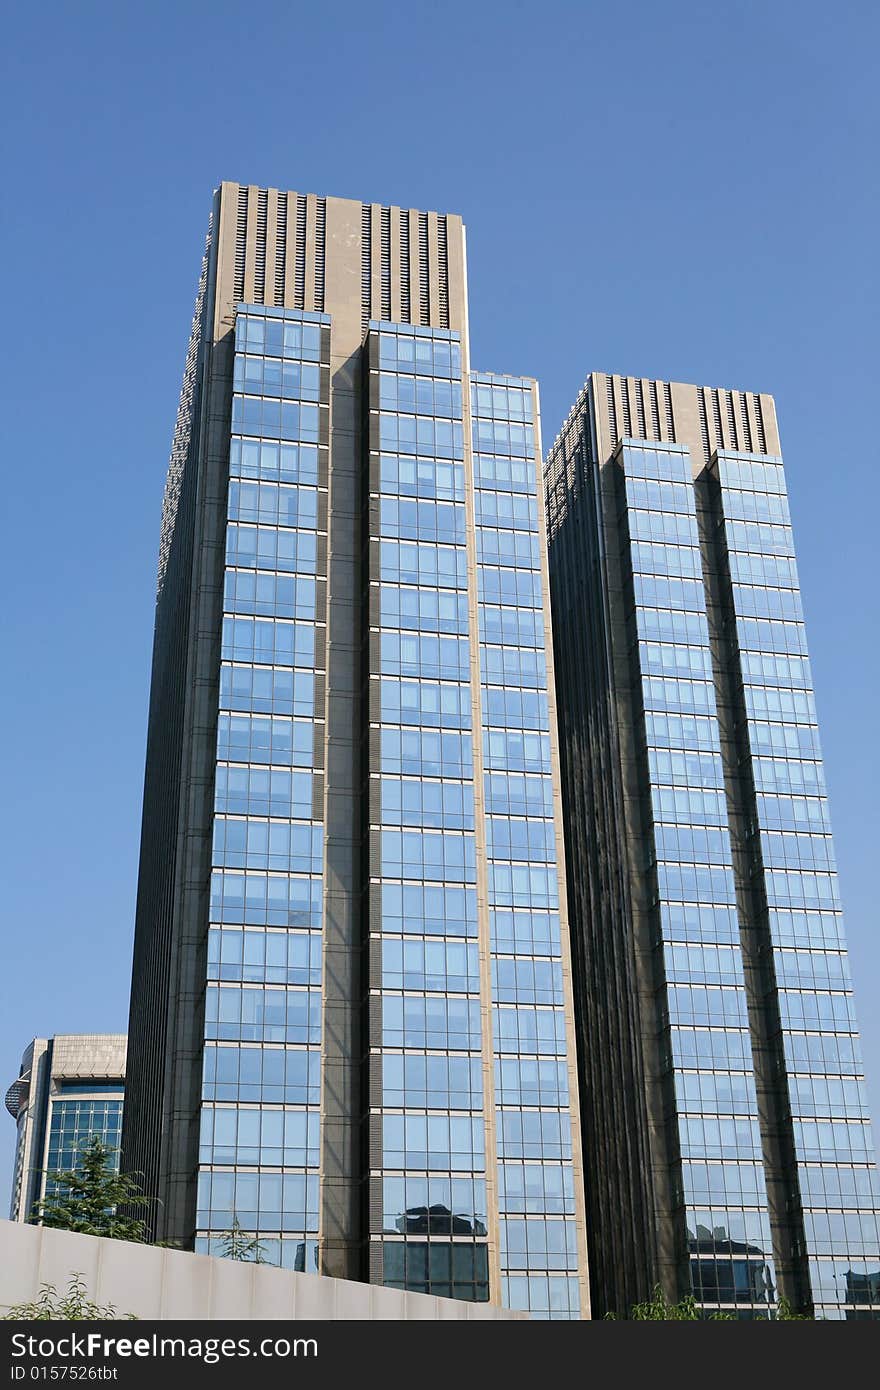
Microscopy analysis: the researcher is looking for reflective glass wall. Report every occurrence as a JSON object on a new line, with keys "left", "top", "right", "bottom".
{"left": 546, "top": 375, "right": 880, "bottom": 1319}
{"left": 126, "top": 186, "right": 590, "bottom": 1294}
{"left": 473, "top": 374, "right": 584, "bottom": 1319}
{"left": 196, "top": 305, "right": 330, "bottom": 1271}
{"left": 622, "top": 441, "right": 775, "bottom": 1314}
{"left": 711, "top": 448, "right": 880, "bottom": 1318}
{"left": 45, "top": 1087, "right": 124, "bottom": 1190}
{"left": 364, "top": 332, "right": 588, "bottom": 1315}
{"left": 367, "top": 323, "right": 489, "bottom": 1302}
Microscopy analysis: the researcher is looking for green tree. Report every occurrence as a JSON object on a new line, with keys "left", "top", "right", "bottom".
{"left": 32, "top": 1136, "right": 152, "bottom": 1241}
{"left": 3, "top": 1273, "right": 136, "bottom": 1321}
{"left": 775, "top": 1294, "right": 814, "bottom": 1320}
{"left": 218, "top": 1216, "right": 266, "bottom": 1263}
{"left": 606, "top": 1283, "right": 817, "bottom": 1320}
{"left": 606, "top": 1284, "right": 735, "bottom": 1320}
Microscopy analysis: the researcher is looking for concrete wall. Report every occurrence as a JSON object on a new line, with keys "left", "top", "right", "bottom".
{"left": 49, "top": 1035, "right": 127, "bottom": 1081}
{"left": 0, "top": 1221, "right": 522, "bottom": 1320}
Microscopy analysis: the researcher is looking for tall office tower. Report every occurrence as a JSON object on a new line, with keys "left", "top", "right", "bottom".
{"left": 123, "top": 182, "right": 589, "bottom": 1317}
{"left": 6, "top": 1035, "right": 126, "bottom": 1222}
{"left": 545, "top": 374, "right": 880, "bottom": 1319}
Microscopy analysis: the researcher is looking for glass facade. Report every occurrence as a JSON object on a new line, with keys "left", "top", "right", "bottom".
{"left": 473, "top": 374, "right": 582, "bottom": 1319}
{"left": 622, "top": 441, "right": 775, "bottom": 1313}
{"left": 711, "top": 449, "right": 880, "bottom": 1318}
{"left": 196, "top": 306, "right": 329, "bottom": 1272}
{"left": 125, "top": 188, "right": 589, "bottom": 1302}
{"left": 125, "top": 187, "right": 879, "bottom": 1316}
{"left": 546, "top": 374, "right": 880, "bottom": 1319}
{"left": 365, "top": 330, "right": 586, "bottom": 1315}
{"left": 369, "top": 324, "right": 490, "bottom": 1304}
{"left": 150, "top": 293, "right": 587, "bottom": 1307}
{"left": 44, "top": 1087, "right": 124, "bottom": 1197}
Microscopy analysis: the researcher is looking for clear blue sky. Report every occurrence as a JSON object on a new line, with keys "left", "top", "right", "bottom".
{"left": 2, "top": 0, "right": 878, "bottom": 1203}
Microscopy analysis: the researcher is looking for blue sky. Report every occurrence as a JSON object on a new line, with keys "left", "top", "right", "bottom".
{"left": 2, "top": 0, "right": 878, "bottom": 1202}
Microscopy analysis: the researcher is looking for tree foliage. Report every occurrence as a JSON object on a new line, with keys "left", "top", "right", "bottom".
{"left": 606, "top": 1283, "right": 815, "bottom": 1320}
{"left": 606, "top": 1284, "right": 734, "bottom": 1320}
{"left": 775, "top": 1295, "right": 814, "bottom": 1320}
{"left": 32, "top": 1136, "right": 152, "bottom": 1241}
{"left": 3, "top": 1273, "right": 136, "bottom": 1321}
{"left": 218, "top": 1216, "right": 266, "bottom": 1263}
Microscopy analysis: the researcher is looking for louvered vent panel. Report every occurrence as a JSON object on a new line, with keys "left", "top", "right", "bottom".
{"left": 635, "top": 380, "right": 646, "bottom": 437}
{"left": 663, "top": 382, "right": 674, "bottom": 439}
{"left": 607, "top": 377, "right": 618, "bottom": 445}
{"left": 418, "top": 212, "right": 429, "bottom": 324}
{"left": 438, "top": 216, "right": 449, "bottom": 328}
{"left": 753, "top": 395, "right": 767, "bottom": 454}
{"left": 738, "top": 392, "right": 752, "bottom": 451}
{"left": 649, "top": 381, "right": 661, "bottom": 439}
{"left": 698, "top": 389, "right": 711, "bottom": 461}
{"left": 712, "top": 389, "right": 724, "bottom": 449}
{"left": 380, "top": 206, "right": 391, "bottom": 321}
{"left": 399, "top": 211, "right": 411, "bottom": 322}
{"left": 368, "top": 1177, "right": 384, "bottom": 1235}
{"left": 233, "top": 187, "right": 248, "bottom": 304}
{"left": 725, "top": 391, "right": 738, "bottom": 449}
{"left": 361, "top": 204, "right": 371, "bottom": 332}
{"left": 274, "top": 192, "right": 287, "bottom": 306}
{"left": 314, "top": 198, "right": 326, "bottom": 312}
{"left": 294, "top": 195, "right": 307, "bottom": 310}
{"left": 254, "top": 188, "right": 268, "bottom": 304}
{"left": 621, "top": 379, "right": 632, "bottom": 437}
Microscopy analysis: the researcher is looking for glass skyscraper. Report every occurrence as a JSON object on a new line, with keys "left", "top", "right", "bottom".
{"left": 545, "top": 374, "right": 880, "bottom": 1318}
{"left": 6, "top": 1035, "right": 126, "bottom": 1222}
{"left": 123, "top": 184, "right": 589, "bottom": 1317}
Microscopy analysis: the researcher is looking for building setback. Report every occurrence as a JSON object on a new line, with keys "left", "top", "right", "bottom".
{"left": 545, "top": 374, "right": 880, "bottom": 1318}
{"left": 6, "top": 1035, "right": 126, "bottom": 1222}
{"left": 123, "top": 183, "right": 589, "bottom": 1317}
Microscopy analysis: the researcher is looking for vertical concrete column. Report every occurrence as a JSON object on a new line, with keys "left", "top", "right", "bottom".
{"left": 758, "top": 393, "right": 782, "bottom": 453}
{"left": 460, "top": 359, "right": 503, "bottom": 1306}
{"left": 283, "top": 189, "right": 299, "bottom": 307}
{"left": 390, "top": 206, "right": 402, "bottom": 322}
{"left": 445, "top": 215, "right": 467, "bottom": 338}
{"left": 427, "top": 211, "right": 441, "bottom": 325}
{"left": 610, "top": 375, "right": 625, "bottom": 449}
{"left": 264, "top": 188, "right": 278, "bottom": 307}
{"left": 370, "top": 204, "right": 383, "bottom": 323}
{"left": 656, "top": 380, "right": 671, "bottom": 443}
{"left": 670, "top": 382, "right": 707, "bottom": 475}
{"left": 407, "top": 210, "right": 420, "bottom": 325}
{"left": 243, "top": 184, "right": 258, "bottom": 304}
{"left": 305, "top": 194, "right": 319, "bottom": 314}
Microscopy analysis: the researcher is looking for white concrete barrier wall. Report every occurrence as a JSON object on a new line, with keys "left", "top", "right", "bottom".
{"left": 0, "top": 1221, "right": 523, "bottom": 1320}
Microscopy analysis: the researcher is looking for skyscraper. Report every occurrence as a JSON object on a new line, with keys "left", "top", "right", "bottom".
{"left": 545, "top": 374, "right": 880, "bottom": 1318}
{"left": 6, "top": 1034, "right": 126, "bottom": 1222}
{"left": 123, "top": 183, "right": 589, "bottom": 1317}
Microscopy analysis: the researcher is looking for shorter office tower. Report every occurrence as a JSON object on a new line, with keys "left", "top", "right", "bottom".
{"left": 545, "top": 375, "right": 880, "bottom": 1318}
{"left": 5, "top": 1035, "right": 126, "bottom": 1222}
